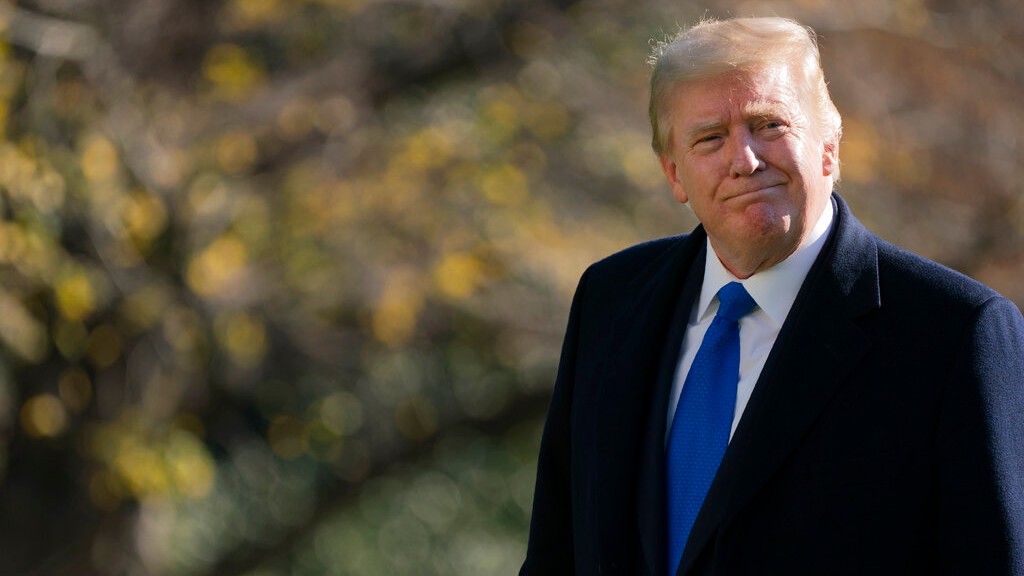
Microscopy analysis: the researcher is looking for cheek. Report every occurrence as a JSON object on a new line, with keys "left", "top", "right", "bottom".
{"left": 677, "top": 165, "right": 722, "bottom": 204}
{"left": 789, "top": 140, "right": 825, "bottom": 177}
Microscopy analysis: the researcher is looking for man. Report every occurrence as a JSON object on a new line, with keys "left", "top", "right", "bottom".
{"left": 521, "top": 16, "right": 1024, "bottom": 576}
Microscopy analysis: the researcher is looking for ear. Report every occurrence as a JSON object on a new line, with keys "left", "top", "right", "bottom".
{"left": 658, "top": 154, "right": 689, "bottom": 204}
{"left": 821, "top": 139, "right": 839, "bottom": 177}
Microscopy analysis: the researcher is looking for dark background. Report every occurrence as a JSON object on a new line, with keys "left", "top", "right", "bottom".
{"left": 0, "top": 0, "right": 1021, "bottom": 574}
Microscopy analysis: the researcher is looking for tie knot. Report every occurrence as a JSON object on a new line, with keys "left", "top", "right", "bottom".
{"left": 715, "top": 282, "right": 756, "bottom": 322}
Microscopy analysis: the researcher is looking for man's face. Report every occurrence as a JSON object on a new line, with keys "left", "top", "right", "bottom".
{"left": 658, "top": 65, "right": 837, "bottom": 278}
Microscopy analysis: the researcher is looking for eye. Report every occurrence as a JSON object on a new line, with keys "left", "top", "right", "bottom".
{"left": 755, "top": 119, "right": 788, "bottom": 140}
{"left": 692, "top": 133, "right": 723, "bottom": 150}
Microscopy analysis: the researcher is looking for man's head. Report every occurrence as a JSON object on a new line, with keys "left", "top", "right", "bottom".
{"left": 649, "top": 17, "right": 842, "bottom": 278}
{"left": 649, "top": 17, "right": 842, "bottom": 160}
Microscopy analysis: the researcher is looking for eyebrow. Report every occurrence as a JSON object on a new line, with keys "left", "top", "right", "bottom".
{"left": 685, "top": 119, "right": 727, "bottom": 141}
{"left": 743, "top": 100, "right": 789, "bottom": 119}
{"left": 683, "top": 100, "right": 792, "bottom": 142}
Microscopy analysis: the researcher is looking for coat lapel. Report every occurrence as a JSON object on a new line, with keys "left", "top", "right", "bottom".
{"left": 678, "top": 194, "right": 882, "bottom": 575}
{"left": 592, "top": 229, "right": 707, "bottom": 575}
{"left": 635, "top": 240, "right": 707, "bottom": 576}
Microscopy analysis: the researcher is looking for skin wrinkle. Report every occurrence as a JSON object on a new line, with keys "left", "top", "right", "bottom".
{"left": 657, "top": 64, "right": 837, "bottom": 279}
{"left": 684, "top": 100, "right": 796, "bottom": 149}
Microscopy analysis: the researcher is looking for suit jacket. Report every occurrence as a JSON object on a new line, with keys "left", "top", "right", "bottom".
{"left": 521, "top": 194, "right": 1024, "bottom": 576}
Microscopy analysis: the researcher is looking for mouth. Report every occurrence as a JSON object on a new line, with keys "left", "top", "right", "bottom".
{"left": 728, "top": 183, "right": 784, "bottom": 200}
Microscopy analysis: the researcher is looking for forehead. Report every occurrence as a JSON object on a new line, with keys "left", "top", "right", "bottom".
{"left": 670, "top": 65, "right": 801, "bottom": 124}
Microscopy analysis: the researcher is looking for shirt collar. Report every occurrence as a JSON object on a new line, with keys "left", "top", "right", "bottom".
{"left": 696, "top": 199, "right": 835, "bottom": 326}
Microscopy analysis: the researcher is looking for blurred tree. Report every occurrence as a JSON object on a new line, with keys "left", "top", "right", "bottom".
{"left": 0, "top": 0, "right": 1020, "bottom": 574}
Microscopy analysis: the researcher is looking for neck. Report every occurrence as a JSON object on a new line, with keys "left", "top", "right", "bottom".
{"left": 710, "top": 239, "right": 797, "bottom": 279}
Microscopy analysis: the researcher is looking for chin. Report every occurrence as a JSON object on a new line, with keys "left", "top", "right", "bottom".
{"left": 740, "top": 202, "right": 793, "bottom": 234}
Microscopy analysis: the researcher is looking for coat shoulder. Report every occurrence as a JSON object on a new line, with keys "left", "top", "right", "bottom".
{"left": 874, "top": 239, "right": 1002, "bottom": 310}
{"left": 588, "top": 234, "right": 690, "bottom": 282}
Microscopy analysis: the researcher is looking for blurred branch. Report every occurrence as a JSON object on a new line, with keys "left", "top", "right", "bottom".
{"left": 0, "top": 3, "right": 99, "bottom": 59}
{"left": 0, "top": 3, "right": 181, "bottom": 199}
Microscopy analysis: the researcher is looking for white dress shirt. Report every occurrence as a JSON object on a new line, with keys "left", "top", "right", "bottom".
{"left": 666, "top": 200, "right": 835, "bottom": 441}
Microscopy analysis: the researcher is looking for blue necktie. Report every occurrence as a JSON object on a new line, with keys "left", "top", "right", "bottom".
{"left": 666, "top": 281, "right": 756, "bottom": 575}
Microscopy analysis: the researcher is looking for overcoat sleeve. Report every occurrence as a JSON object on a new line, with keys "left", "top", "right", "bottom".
{"left": 937, "top": 296, "right": 1024, "bottom": 575}
{"left": 520, "top": 267, "right": 592, "bottom": 575}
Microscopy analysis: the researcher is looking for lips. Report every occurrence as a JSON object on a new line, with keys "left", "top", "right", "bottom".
{"left": 728, "top": 183, "right": 784, "bottom": 200}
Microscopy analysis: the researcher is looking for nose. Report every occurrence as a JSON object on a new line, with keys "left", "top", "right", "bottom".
{"left": 729, "top": 131, "right": 765, "bottom": 177}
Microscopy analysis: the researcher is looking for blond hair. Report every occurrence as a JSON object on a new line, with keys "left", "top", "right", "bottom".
{"left": 649, "top": 17, "right": 842, "bottom": 171}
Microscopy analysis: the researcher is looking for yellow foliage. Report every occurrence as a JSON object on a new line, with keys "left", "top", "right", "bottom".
{"left": 186, "top": 234, "right": 248, "bottom": 297}
{"left": 20, "top": 394, "right": 68, "bottom": 438}
{"left": 0, "top": 143, "right": 65, "bottom": 215}
{"left": 15, "top": 224, "right": 63, "bottom": 280}
{"left": 480, "top": 85, "right": 525, "bottom": 141}
{"left": 165, "top": 429, "right": 215, "bottom": 498}
{"left": 479, "top": 163, "right": 528, "bottom": 206}
{"left": 81, "top": 135, "right": 120, "bottom": 182}
{"left": 216, "top": 130, "right": 259, "bottom": 174}
{"left": 0, "top": 289, "right": 47, "bottom": 363}
{"left": 203, "top": 44, "right": 265, "bottom": 101}
{"left": 399, "top": 128, "right": 455, "bottom": 170}
{"left": 521, "top": 199, "right": 562, "bottom": 244}
{"left": 123, "top": 191, "right": 168, "bottom": 247}
{"left": 3, "top": 144, "right": 36, "bottom": 185}
{"left": 34, "top": 170, "right": 67, "bottom": 213}
{"left": 114, "top": 438, "right": 170, "bottom": 496}
{"left": 621, "top": 145, "right": 663, "bottom": 190}
{"left": 0, "top": 223, "right": 22, "bottom": 263}
{"left": 55, "top": 270, "right": 97, "bottom": 321}
{"left": 234, "top": 194, "right": 271, "bottom": 247}
{"left": 120, "top": 284, "right": 172, "bottom": 333}
{"left": 525, "top": 100, "right": 569, "bottom": 140}
{"left": 377, "top": 161, "right": 425, "bottom": 209}
{"left": 326, "top": 180, "right": 355, "bottom": 225}
{"left": 215, "top": 311, "right": 267, "bottom": 368}
{"left": 433, "top": 253, "right": 486, "bottom": 300}
{"left": 90, "top": 417, "right": 216, "bottom": 500}
{"left": 371, "top": 270, "right": 425, "bottom": 346}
